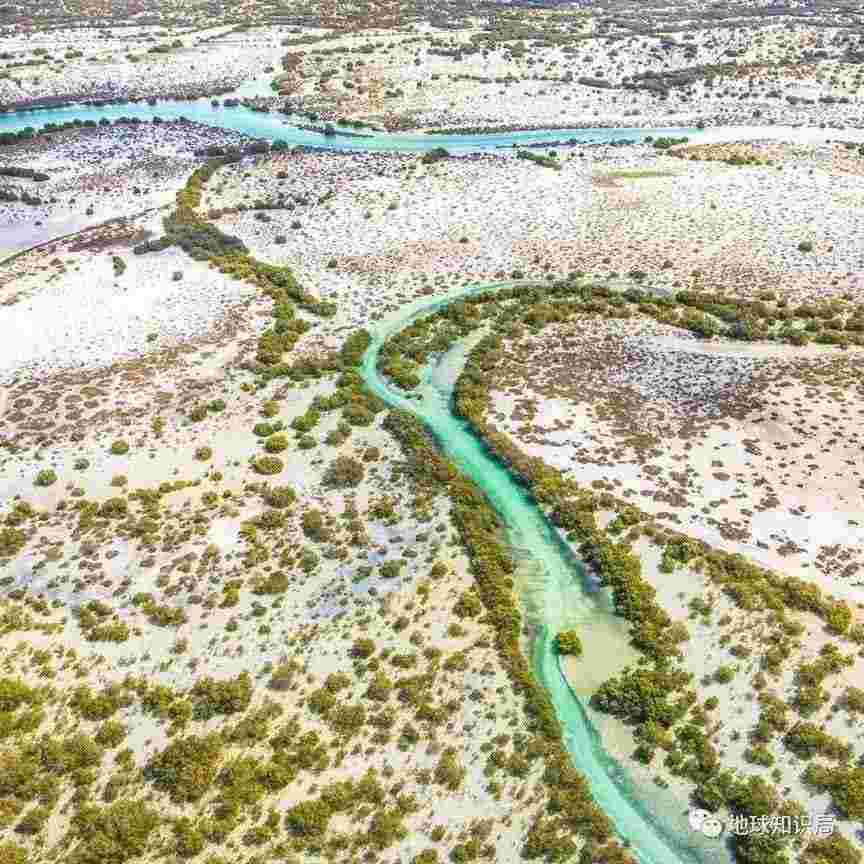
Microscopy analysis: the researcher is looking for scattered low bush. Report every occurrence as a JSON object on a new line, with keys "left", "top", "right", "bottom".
{"left": 34, "top": 469, "right": 56, "bottom": 487}
{"left": 554, "top": 631, "right": 583, "bottom": 657}
{"left": 323, "top": 455, "right": 365, "bottom": 487}
{"left": 253, "top": 456, "right": 284, "bottom": 475}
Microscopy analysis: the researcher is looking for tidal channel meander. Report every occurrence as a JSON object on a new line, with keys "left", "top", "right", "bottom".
{"left": 4, "top": 88, "right": 861, "bottom": 863}
{"left": 3, "top": 85, "right": 864, "bottom": 150}
{"left": 360, "top": 284, "right": 729, "bottom": 864}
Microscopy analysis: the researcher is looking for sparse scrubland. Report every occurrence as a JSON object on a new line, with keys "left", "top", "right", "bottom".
{"left": 2, "top": 2, "right": 864, "bottom": 863}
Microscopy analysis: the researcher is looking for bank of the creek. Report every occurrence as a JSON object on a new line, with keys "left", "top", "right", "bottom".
{"left": 3, "top": 90, "right": 864, "bottom": 152}
{"left": 0, "top": 97, "right": 689, "bottom": 151}
{"left": 361, "top": 283, "right": 730, "bottom": 864}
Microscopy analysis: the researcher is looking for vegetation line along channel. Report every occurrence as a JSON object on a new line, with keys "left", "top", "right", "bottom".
{"left": 360, "top": 282, "right": 713, "bottom": 864}
{"left": 3, "top": 99, "right": 864, "bottom": 155}
{"left": 0, "top": 100, "right": 681, "bottom": 151}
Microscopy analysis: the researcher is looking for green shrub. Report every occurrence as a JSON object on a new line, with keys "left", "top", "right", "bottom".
{"left": 290, "top": 411, "right": 320, "bottom": 433}
{"left": 299, "top": 549, "right": 319, "bottom": 572}
{"left": 841, "top": 687, "right": 864, "bottom": 715}
{"left": 99, "top": 497, "right": 128, "bottom": 518}
{"left": 713, "top": 665, "right": 734, "bottom": 684}
{"left": 194, "top": 446, "right": 213, "bottom": 461}
{"left": 554, "top": 630, "right": 583, "bottom": 657}
{"left": 172, "top": 816, "right": 205, "bottom": 857}
{"left": 744, "top": 745, "right": 775, "bottom": 767}
{"left": 95, "top": 720, "right": 127, "bottom": 748}
{"left": 516, "top": 149, "right": 560, "bottom": 170}
{"left": 591, "top": 665, "right": 691, "bottom": 727}
{"left": 802, "top": 831, "right": 861, "bottom": 864}
{"left": 364, "top": 671, "right": 393, "bottom": 701}
{"left": 34, "top": 469, "right": 57, "bottom": 487}
{"left": 146, "top": 733, "right": 222, "bottom": 803}
{"left": 351, "top": 638, "right": 376, "bottom": 659}
{"left": 109, "top": 440, "right": 129, "bottom": 455}
{"left": 252, "top": 570, "right": 289, "bottom": 593}
{"left": 285, "top": 798, "right": 331, "bottom": 838}
{"left": 253, "top": 456, "right": 284, "bottom": 475}
{"left": 31, "top": 731, "right": 103, "bottom": 775}
{"left": 307, "top": 688, "right": 335, "bottom": 716}
{"left": 144, "top": 602, "right": 187, "bottom": 627}
{"left": 264, "top": 434, "right": 289, "bottom": 453}
{"left": 453, "top": 590, "right": 481, "bottom": 617}
{"left": 339, "top": 330, "right": 371, "bottom": 366}
{"left": 421, "top": 147, "right": 450, "bottom": 165}
{"left": 263, "top": 485, "right": 295, "bottom": 507}
{"left": 443, "top": 652, "right": 469, "bottom": 672}
{"left": 825, "top": 601, "right": 852, "bottom": 635}
{"left": 433, "top": 747, "right": 465, "bottom": 791}
{"left": 327, "top": 704, "right": 367, "bottom": 737}
{"left": 69, "top": 801, "right": 159, "bottom": 864}
{"left": 784, "top": 722, "right": 852, "bottom": 762}
{"left": 85, "top": 620, "right": 130, "bottom": 643}
{"left": 0, "top": 527, "right": 26, "bottom": 558}
{"left": 380, "top": 560, "right": 402, "bottom": 580}
{"left": 188, "top": 405, "right": 208, "bottom": 422}
{"left": 301, "top": 509, "right": 328, "bottom": 541}
{"left": 0, "top": 677, "right": 43, "bottom": 712}
{"left": 70, "top": 684, "right": 132, "bottom": 720}
{"left": 191, "top": 673, "right": 252, "bottom": 719}
{"left": 256, "top": 508, "right": 286, "bottom": 530}
{"left": 803, "top": 764, "right": 864, "bottom": 820}
{"left": 324, "top": 455, "right": 365, "bottom": 487}
{"left": 343, "top": 403, "right": 374, "bottom": 426}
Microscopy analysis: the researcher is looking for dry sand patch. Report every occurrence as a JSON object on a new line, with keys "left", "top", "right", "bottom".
{"left": 488, "top": 315, "right": 864, "bottom": 600}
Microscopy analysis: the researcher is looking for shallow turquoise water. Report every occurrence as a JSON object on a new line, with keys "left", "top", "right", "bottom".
{"left": 4, "top": 85, "right": 862, "bottom": 154}
{"left": 361, "top": 285, "right": 730, "bottom": 864}
{"left": 0, "top": 97, "right": 692, "bottom": 152}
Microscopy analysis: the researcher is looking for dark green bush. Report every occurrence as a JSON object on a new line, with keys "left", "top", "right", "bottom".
{"left": 68, "top": 801, "right": 159, "bottom": 864}
{"left": 145, "top": 733, "right": 222, "bottom": 803}
{"left": 555, "top": 631, "right": 583, "bottom": 657}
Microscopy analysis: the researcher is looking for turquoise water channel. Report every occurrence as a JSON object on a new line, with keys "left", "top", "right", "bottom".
{"left": 3, "top": 89, "right": 863, "bottom": 151}
{"left": 0, "top": 96, "right": 694, "bottom": 151}
{"left": 361, "top": 285, "right": 730, "bottom": 864}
